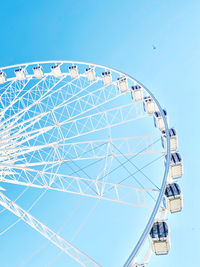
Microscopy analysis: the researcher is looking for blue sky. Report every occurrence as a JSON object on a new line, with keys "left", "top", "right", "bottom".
{"left": 0, "top": 0, "right": 199, "bottom": 266}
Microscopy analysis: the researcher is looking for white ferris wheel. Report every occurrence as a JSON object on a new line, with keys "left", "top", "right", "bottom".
{"left": 0, "top": 61, "right": 183, "bottom": 267}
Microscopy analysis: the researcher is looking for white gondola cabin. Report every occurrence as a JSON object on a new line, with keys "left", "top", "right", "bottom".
{"left": 14, "top": 68, "right": 26, "bottom": 80}
{"left": 0, "top": 71, "right": 7, "bottom": 84}
{"left": 117, "top": 76, "right": 128, "bottom": 93}
{"left": 143, "top": 96, "right": 158, "bottom": 114}
{"left": 102, "top": 71, "right": 112, "bottom": 86}
{"left": 131, "top": 85, "right": 143, "bottom": 102}
{"left": 69, "top": 65, "right": 78, "bottom": 79}
{"left": 166, "top": 152, "right": 183, "bottom": 179}
{"left": 86, "top": 68, "right": 96, "bottom": 81}
{"left": 164, "top": 183, "right": 183, "bottom": 213}
{"left": 33, "top": 66, "right": 44, "bottom": 79}
{"left": 150, "top": 221, "right": 170, "bottom": 255}
{"left": 51, "top": 65, "right": 62, "bottom": 78}
{"left": 161, "top": 128, "right": 178, "bottom": 151}
{"left": 153, "top": 109, "right": 168, "bottom": 131}
{"left": 132, "top": 264, "right": 146, "bottom": 267}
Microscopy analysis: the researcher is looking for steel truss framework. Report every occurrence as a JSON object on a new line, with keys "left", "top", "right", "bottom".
{"left": 0, "top": 61, "right": 170, "bottom": 267}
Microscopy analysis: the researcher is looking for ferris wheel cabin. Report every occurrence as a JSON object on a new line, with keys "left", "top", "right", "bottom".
{"left": 14, "top": 68, "right": 26, "bottom": 80}
{"left": 131, "top": 85, "right": 143, "bottom": 102}
{"left": 150, "top": 221, "right": 170, "bottom": 255}
{"left": 153, "top": 109, "right": 168, "bottom": 131}
{"left": 161, "top": 128, "right": 178, "bottom": 151}
{"left": 102, "top": 71, "right": 112, "bottom": 85}
{"left": 0, "top": 71, "right": 7, "bottom": 84}
{"left": 85, "top": 68, "right": 96, "bottom": 81}
{"left": 143, "top": 96, "right": 158, "bottom": 114}
{"left": 69, "top": 65, "right": 79, "bottom": 79}
{"left": 164, "top": 183, "right": 183, "bottom": 213}
{"left": 33, "top": 65, "right": 44, "bottom": 79}
{"left": 51, "top": 64, "right": 62, "bottom": 78}
{"left": 166, "top": 152, "right": 183, "bottom": 179}
{"left": 117, "top": 76, "right": 128, "bottom": 93}
{"left": 132, "top": 264, "right": 146, "bottom": 267}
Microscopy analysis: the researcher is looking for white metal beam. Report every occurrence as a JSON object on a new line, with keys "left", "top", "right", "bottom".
{"left": 0, "top": 192, "right": 101, "bottom": 267}
{"left": 0, "top": 135, "right": 163, "bottom": 163}
{"left": 0, "top": 175, "right": 158, "bottom": 208}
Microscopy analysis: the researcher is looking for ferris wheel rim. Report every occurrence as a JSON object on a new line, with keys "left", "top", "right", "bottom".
{"left": 0, "top": 60, "right": 171, "bottom": 266}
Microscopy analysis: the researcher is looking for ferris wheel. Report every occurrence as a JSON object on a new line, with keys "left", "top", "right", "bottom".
{"left": 0, "top": 61, "right": 183, "bottom": 267}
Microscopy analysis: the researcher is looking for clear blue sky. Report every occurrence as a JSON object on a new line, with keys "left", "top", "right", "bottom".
{"left": 0, "top": 0, "right": 199, "bottom": 266}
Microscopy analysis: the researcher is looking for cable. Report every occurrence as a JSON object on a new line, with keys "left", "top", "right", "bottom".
{"left": 69, "top": 138, "right": 161, "bottom": 181}
{"left": 46, "top": 199, "right": 100, "bottom": 267}
{"left": 0, "top": 186, "right": 31, "bottom": 235}
{"left": 19, "top": 196, "right": 86, "bottom": 267}
{"left": 98, "top": 138, "right": 161, "bottom": 185}
{"left": 0, "top": 189, "right": 48, "bottom": 236}
{"left": 116, "top": 154, "right": 164, "bottom": 187}
{"left": 112, "top": 142, "right": 160, "bottom": 190}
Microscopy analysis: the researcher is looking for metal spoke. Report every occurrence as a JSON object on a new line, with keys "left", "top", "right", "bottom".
{"left": 0, "top": 192, "right": 100, "bottom": 267}
{"left": 0, "top": 174, "right": 159, "bottom": 208}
